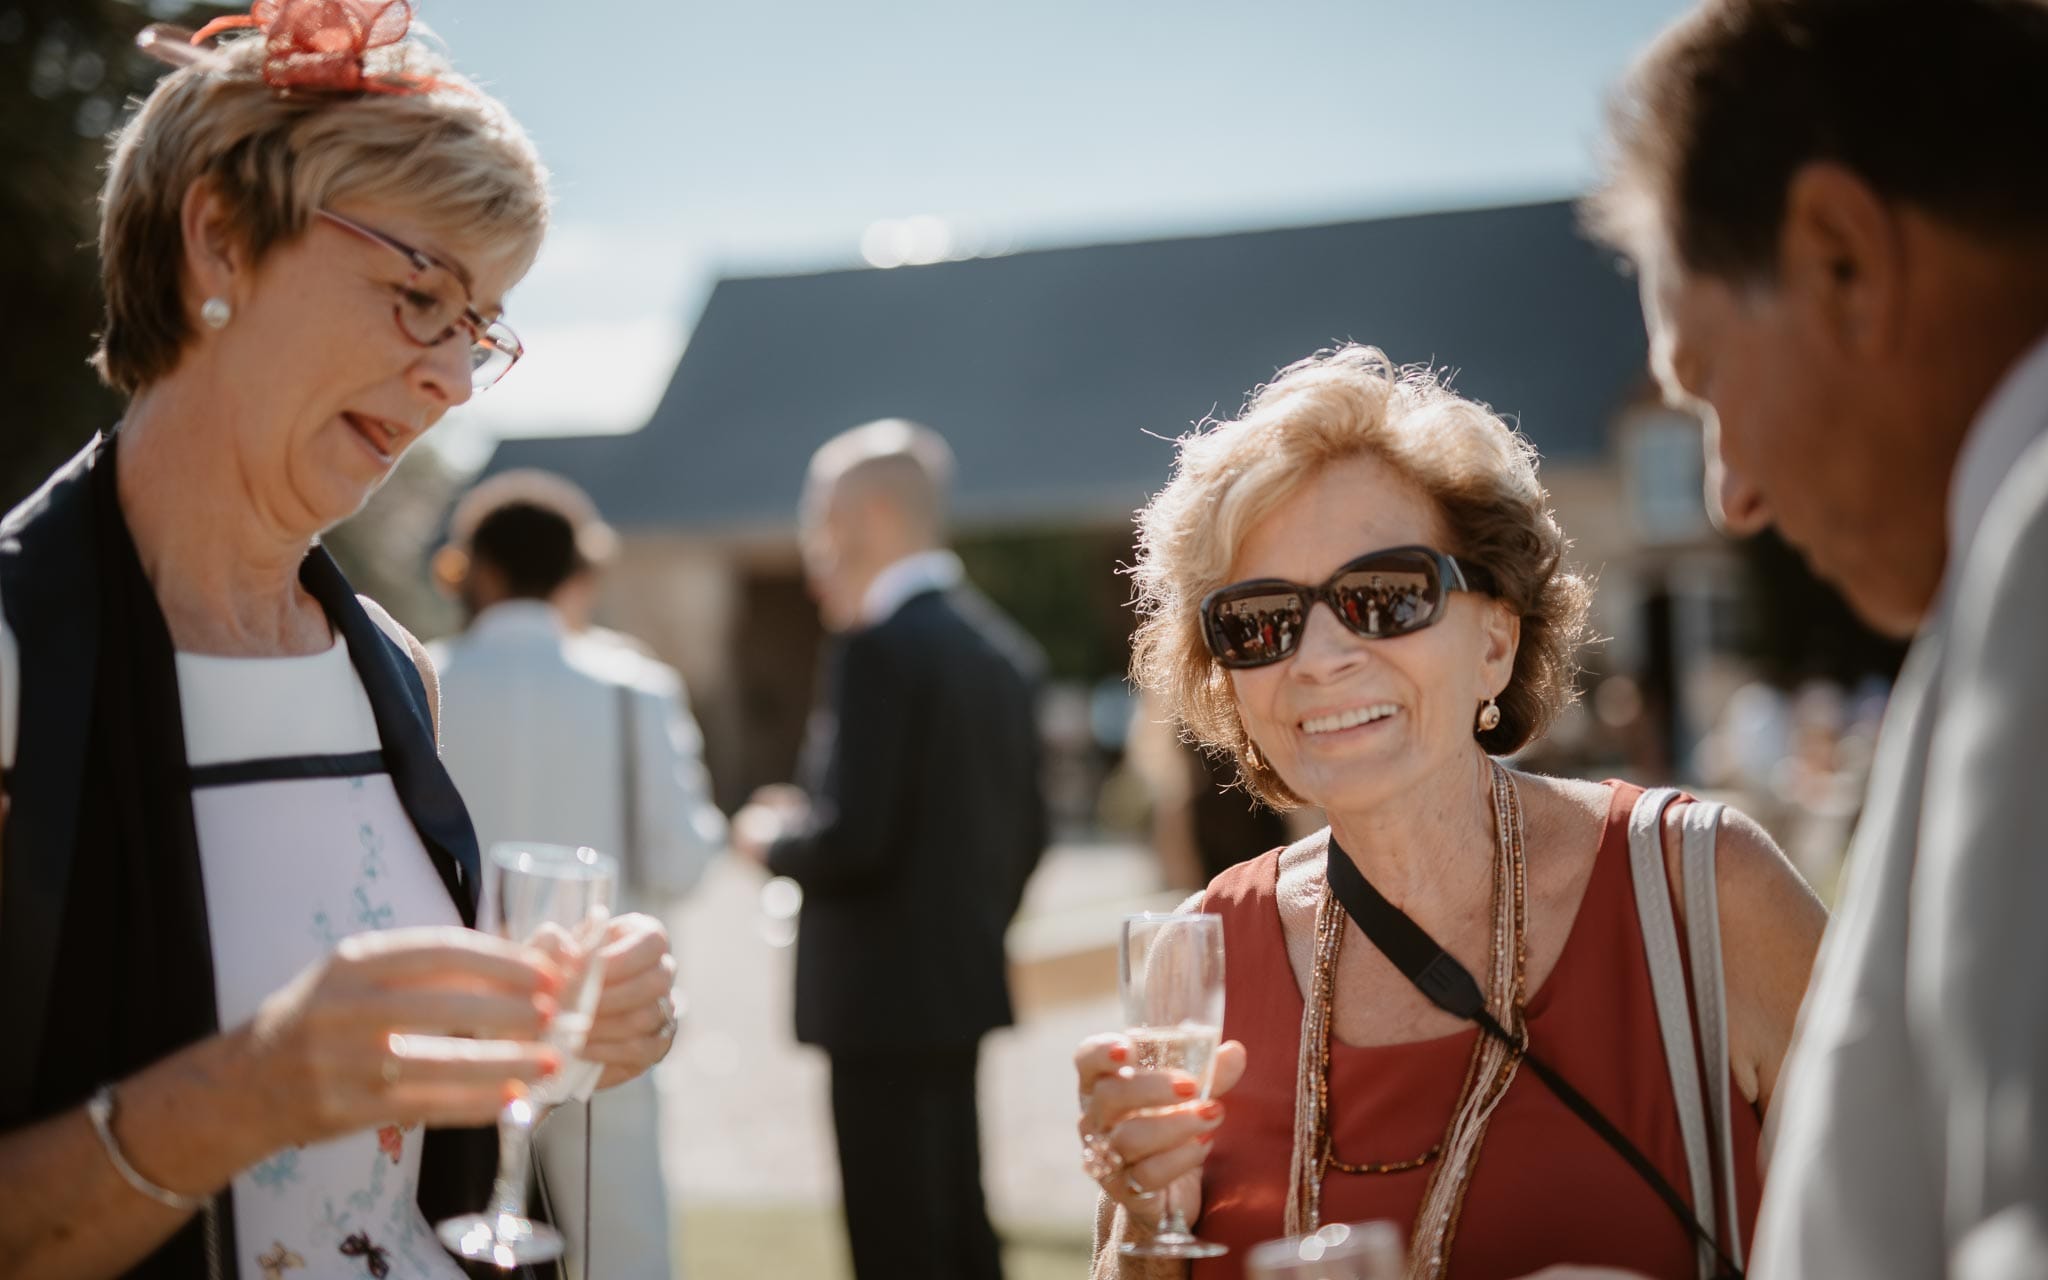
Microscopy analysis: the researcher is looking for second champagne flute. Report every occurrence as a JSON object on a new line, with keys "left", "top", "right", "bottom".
{"left": 436, "top": 842, "right": 616, "bottom": 1269}
{"left": 1119, "top": 911, "right": 1228, "bottom": 1261}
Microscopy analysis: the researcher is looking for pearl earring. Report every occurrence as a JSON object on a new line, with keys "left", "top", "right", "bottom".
{"left": 201, "top": 297, "right": 232, "bottom": 330}
{"left": 1476, "top": 698, "right": 1502, "bottom": 734}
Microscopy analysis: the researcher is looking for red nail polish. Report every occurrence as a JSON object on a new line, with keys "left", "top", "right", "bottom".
{"left": 1198, "top": 1128, "right": 1218, "bottom": 1144}
{"left": 1197, "top": 1100, "right": 1223, "bottom": 1121}
{"left": 1172, "top": 1078, "right": 1199, "bottom": 1099}
{"left": 534, "top": 994, "right": 558, "bottom": 1022}
{"left": 1107, "top": 1044, "right": 1129, "bottom": 1064}
{"left": 539, "top": 1050, "right": 561, "bottom": 1076}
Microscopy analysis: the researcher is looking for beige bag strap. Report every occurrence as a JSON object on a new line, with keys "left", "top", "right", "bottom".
{"left": 1628, "top": 786, "right": 1719, "bottom": 1280}
{"left": 1680, "top": 798, "right": 1743, "bottom": 1269}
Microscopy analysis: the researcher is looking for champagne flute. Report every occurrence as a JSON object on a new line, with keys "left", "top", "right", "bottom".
{"left": 1246, "top": 1221, "right": 1406, "bottom": 1279}
{"left": 1118, "top": 911, "right": 1227, "bottom": 1260}
{"left": 437, "top": 843, "right": 616, "bottom": 1268}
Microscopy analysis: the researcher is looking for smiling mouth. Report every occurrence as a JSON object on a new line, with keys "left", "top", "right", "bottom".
{"left": 342, "top": 412, "right": 404, "bottom": 463}
{"left": 1300, "top": 703, "right": 1399, "bottom": 736}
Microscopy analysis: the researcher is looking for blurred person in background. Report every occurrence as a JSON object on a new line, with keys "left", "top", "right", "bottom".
{"left": 1076, "top": 346, "right": 1823, "bottom": 1279}
{"left": 1588, "top": 1, "right": 2048, "bottom": 1273}
{"left": 433, "top": 469, "right": 727, "bottom": 1279}
{"left": 1122, "top": 691, "right": 1293, "bottom": 893}
{"left": 0, "top": 5, "right": 677, "bottom": 1275}
{"left": 733, "top": 419, "right": 1047, "bottom": 1280}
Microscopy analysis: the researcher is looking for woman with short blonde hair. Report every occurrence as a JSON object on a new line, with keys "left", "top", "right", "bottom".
{"left": 1078, "top": 345, "right": 1825, "bottom": 1279}
{"left": 0, "top": 6, "right": 677, "bottom": 1275}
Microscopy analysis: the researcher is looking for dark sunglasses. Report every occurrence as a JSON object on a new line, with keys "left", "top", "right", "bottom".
{"left": 1199, "top": 544, "right": 1493, "bottom": 670}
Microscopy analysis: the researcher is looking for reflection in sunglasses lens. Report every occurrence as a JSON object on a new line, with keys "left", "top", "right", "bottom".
{"left": 1212, "top": 590, "right": 1305, "bottom": 664}
{"left": 1333, "top": 560, "right": 1435, "bottom": 637}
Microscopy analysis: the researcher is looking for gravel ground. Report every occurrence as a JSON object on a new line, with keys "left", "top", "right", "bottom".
{"left": 650, "top": 842, "right": 1169, "bottom": 1275}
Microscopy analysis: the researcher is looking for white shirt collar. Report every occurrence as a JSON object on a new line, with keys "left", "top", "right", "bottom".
{"left": 469, "top": 598, "right": 568, "bottom": 640}
{"left": 861, "top": 550, "right": 963, "bottom": 626}
{"left": 1949, "top": 328, "right": 2048, "bottom": 572}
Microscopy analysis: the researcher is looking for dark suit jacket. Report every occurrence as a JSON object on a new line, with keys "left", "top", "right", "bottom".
{"left": 767, "top": 585, "right": 1047, "bottom": 1054}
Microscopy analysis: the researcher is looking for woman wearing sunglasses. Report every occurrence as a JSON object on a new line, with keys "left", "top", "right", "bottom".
{"left": 0, "top": 5, "right": 677, "bottom": 1275}
{"left": 1078, "top": 346, "right": 1825, "bottom": 1279}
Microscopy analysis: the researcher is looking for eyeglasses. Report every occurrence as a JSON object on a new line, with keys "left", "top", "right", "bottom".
{"left": 1199, "top": 544, "right": 1493, "bottom": 670}
{"left": 315, "top": 208, "right": 523, "bottom": 389}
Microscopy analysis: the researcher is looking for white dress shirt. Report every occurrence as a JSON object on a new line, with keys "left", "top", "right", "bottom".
{"left": 861, "top": 549, "right": 964, "bottom": 626}
{"left": 429, "top": 600, "right": 727, "bottom": 913}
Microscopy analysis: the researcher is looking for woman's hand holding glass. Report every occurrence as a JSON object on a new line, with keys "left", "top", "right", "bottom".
{"left": 577, "top": 912, "right": 682, "bottom": 1090}
{"left": 247, "top": 925, "right": 565, "bottom": 1145}
{"left": 1075, "top": 1033, "right": 1248, "bottom": 1221}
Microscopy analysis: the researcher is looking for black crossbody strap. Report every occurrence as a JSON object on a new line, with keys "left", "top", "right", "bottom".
{"left": 1324, "top": 836, "right": 1742, "bottom": 1280}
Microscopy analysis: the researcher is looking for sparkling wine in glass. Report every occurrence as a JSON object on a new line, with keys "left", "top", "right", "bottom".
{"left": 1246, "top": 1221, "right": 1406, "bottom": 1279}
{"left": 437, "top": 843, "right": 616, "bottom": 1269}
{"left": 1119, "top": 911, "right": 1227, "bottom": 1261}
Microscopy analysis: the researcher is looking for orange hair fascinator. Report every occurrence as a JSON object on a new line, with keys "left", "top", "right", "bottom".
{"left": 138, "top": 0, "right": 445, "bottom": 96}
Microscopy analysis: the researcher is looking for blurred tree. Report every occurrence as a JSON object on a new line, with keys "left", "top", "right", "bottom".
{"left": 1, "top": 0, "right": 229, "bottom": 508}
{"left": 955, "top": 527, "right": 1135, "bottom": 682}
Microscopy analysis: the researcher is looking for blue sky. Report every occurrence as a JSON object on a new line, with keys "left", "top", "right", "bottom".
{"left": 421, "top": 0, "right": 1692, "bottom": 462}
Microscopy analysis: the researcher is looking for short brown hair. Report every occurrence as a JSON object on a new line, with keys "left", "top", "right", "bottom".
{"left": 1128, "top": 345, "right": 1592, "bottom": 809}
{"left": 94, "top": 32, "right": 549, "bottom": 394}
{"left": 1586, "top": 0, "right": 2048, "bottom": 278}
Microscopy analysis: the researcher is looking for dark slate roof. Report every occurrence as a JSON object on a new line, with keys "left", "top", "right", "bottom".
{"left": 485, "top": 198, "right": 1647, "bottom": 536}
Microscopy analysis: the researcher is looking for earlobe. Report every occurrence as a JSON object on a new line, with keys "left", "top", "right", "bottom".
{"left": 178, "top": 178, "right": 245, "bottom": 306}
{"left": 1487, "top": 603, "right": 1521, "bottom": 677}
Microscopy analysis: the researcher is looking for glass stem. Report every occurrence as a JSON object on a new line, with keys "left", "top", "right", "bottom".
{"left": 1156, "top": 1180, "right": 1191, "bottom": 1237}
{"left": 487, "top": 1098, "right": 537, "bottom": 1222}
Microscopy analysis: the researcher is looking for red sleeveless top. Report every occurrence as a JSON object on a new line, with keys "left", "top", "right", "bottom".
{"left": 1191, "top": 781, "right": 1762, "bottom": 1279}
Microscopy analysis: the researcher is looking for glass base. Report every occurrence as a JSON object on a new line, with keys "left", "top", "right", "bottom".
{"left": 1121, "top": 1233, "right": 1229, "bottom": 1260}
{"left": 437, "top": 1212, "right": 565, "bottom": 1269}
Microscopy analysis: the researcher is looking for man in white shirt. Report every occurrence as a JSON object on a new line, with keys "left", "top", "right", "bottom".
{"left": 432, "top": 470, "right": 728, "bottom": 1279}
{"left": 1587, "top": 3, "right": 2048, "bottom": 1275}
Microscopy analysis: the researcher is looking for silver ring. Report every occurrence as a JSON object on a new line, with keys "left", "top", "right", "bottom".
{"left": 656, "top": 995, "right": 678, "bottom": 1040}
{"left": 1124, "top": 1171, "right": 1155, "bottom": 1199}
{"left": 381, "top": 1056, "right": 402, "bottom": 1086}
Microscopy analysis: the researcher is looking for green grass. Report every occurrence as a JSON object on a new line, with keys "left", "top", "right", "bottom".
{"left": 680, "top": 1204, "right": 1093, "bottom": 1279}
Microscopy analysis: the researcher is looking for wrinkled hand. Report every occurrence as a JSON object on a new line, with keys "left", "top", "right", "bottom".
{"left": 249, "top": 926, "right": 563, "bottom": 1147}
{"left": 577, "top": 913, "right": 681, "bottom": 1089}
{"left": 1074, "top": 1033, "right": 1248, "bottom": 1224}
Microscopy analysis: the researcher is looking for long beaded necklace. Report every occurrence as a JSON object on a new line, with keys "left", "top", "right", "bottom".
{"left": 1284, "top": 761, "right": 1529, "bottom": 1279}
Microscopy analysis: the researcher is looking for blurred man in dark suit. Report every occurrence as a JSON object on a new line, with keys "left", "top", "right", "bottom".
{"left": 734, "top": 420, "right": 1046, "bottom": 1280}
